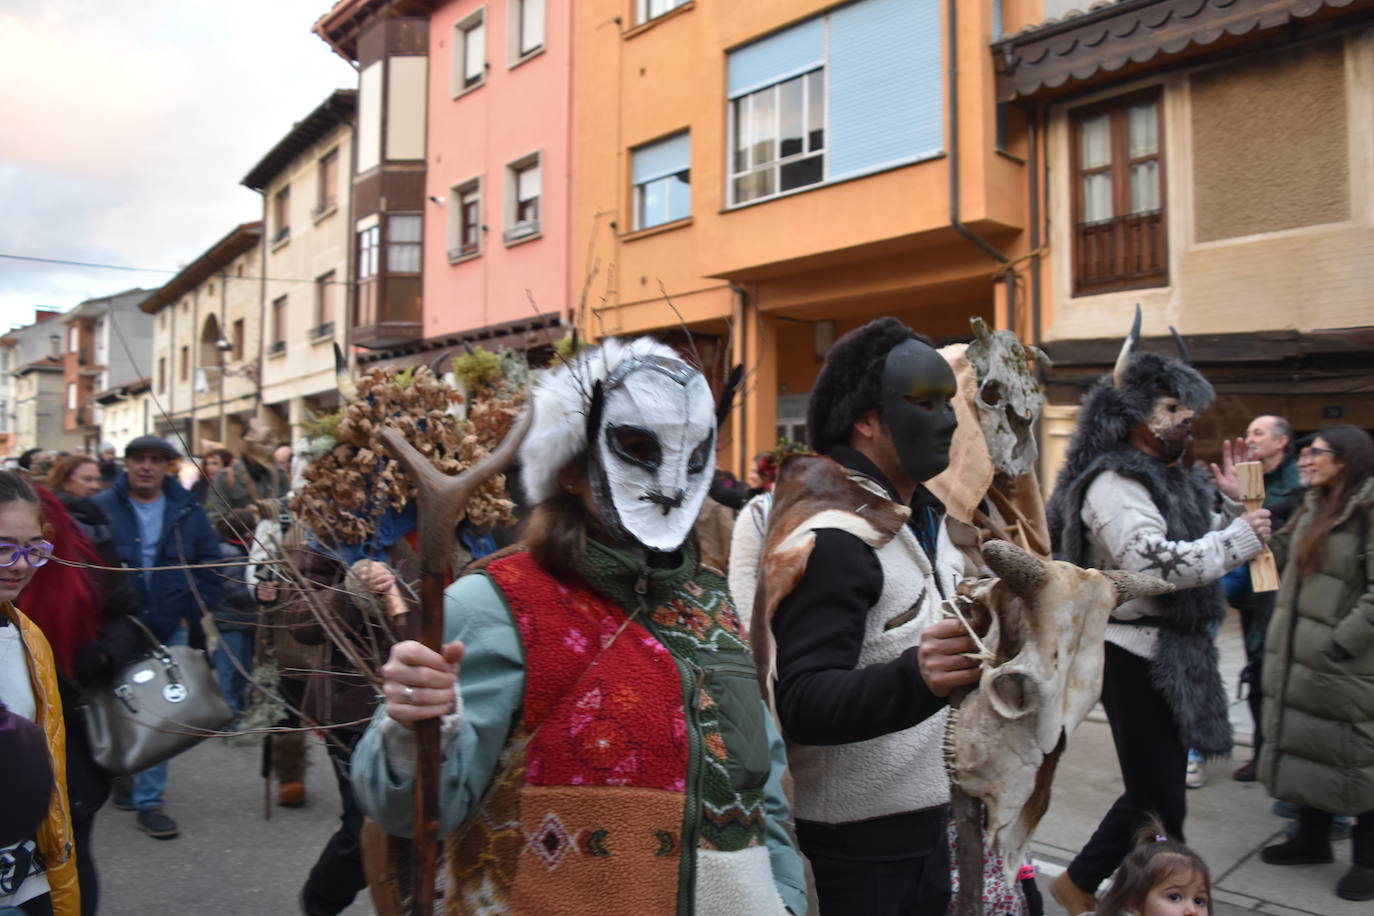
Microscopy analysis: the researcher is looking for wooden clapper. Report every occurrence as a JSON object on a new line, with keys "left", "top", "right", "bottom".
{"left": 1235, "top": 461, "right": 1279, "bottom": 592}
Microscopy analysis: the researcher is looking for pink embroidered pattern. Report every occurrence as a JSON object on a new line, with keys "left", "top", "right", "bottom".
{"left": 487, "top": 553, "right": 689, "bottom": 792}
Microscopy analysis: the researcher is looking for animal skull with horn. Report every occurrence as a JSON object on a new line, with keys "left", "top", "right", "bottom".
{"left": 944, "top": 540, "right": 1171, "bottom": 890}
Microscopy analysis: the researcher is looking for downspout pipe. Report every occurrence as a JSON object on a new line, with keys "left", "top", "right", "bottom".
{"left": 729, "top": 282, "right": 749, "bottom": 478}
{"left": 1027, "top": 102, "right": 1048, "bottom": 486}
{"left": 1028, "top": 103, "right": 1043, "bottom": 354}
{"left": 946, "top": 0, "right": 1015, "bottom": 328}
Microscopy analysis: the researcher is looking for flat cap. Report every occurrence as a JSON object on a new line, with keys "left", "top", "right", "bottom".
{"left": 124, "top": 435, "right": 178, "bottom": 460}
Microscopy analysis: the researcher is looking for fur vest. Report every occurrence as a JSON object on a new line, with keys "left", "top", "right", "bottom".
{"left": 785, "top": 497, "right": 959, "bottom": 822}
{"left": 1049, "top": 449, "right": 1233, "bottom": 756}
{"left": 743, "top": 455, "right": 965, "bottom": 823}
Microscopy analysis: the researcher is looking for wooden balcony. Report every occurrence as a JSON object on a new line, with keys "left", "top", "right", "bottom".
{"left": 1073, "top": 211, "right": 1167, "bottom": 295}
{"left": 352, "top": 277, "right": 422, "bottom": 349}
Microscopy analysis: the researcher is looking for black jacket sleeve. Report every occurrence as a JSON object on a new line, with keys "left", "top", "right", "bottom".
{"left": 772, "top": 528, "right": 946, "bottom": 746}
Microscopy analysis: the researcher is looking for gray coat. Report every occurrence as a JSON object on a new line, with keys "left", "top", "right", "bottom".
{"left": 1260, "top": 476, "right": 1374, "bottom": 814}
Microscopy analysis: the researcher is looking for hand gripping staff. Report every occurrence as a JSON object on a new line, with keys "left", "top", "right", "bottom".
{"left": 377, "top": 403, "right": 532, "bottom": 916}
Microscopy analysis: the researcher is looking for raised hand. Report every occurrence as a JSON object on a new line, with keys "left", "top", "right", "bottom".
{"left": 1209, "top": 437, "right": 1253, "bottom": 502}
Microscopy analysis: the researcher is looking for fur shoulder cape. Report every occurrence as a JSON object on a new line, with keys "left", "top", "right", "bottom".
{"left": 1048, "top": 448, "right": 1233, "bottom": 756}
{"left": 749, "top": 454, "right": 909, "bottom": 697}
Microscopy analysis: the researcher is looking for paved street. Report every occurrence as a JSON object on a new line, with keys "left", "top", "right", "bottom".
{"left": 92, "top": 733, "right": 372, "bottom": 915}
{"left": 89, "top": 607, "right": 1347, "bottom": 915}
{"left": 1031, "top": 608, "right": 1359, "bottom": 916}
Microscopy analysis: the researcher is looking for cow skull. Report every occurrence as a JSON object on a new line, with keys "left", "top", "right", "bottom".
{"left": 965, "top": 317, "right": 1050, "bottom": 479}
{"left": 946, "top": 540, "right": 1170, "bottom": 879}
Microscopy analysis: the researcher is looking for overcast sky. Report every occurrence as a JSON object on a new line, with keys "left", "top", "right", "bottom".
{"left": 0, "top": 0, "right": 357, "bottom": 329}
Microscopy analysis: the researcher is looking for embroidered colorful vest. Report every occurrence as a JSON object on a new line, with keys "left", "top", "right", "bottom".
{"left": 445, "top": 549, "right": 779, "bottom": 916}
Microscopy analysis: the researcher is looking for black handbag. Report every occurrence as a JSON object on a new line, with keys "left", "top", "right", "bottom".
{"left": 79, "top": 617, "right": 234, "bottom": 775}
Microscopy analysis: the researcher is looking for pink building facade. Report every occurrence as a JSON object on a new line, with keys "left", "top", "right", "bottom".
{"left": 423, "top": 0, "right": 573, "bottom": 340}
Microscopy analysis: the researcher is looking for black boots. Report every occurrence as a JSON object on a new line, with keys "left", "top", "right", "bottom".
{"left": 1261, "top": 806, "right": 1334, "bottom": 865}
{"left": 1263, "top": 807, "right": 1374, "bottom": 901}
{"left": 1337, "top": 827, "right": 1374, "bottom": 902}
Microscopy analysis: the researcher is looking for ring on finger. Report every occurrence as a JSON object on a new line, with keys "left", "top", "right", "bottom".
{"left": 403, "top": 685, "right": 416, "bottom": 704}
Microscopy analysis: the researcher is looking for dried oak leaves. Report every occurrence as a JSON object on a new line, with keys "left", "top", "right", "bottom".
{"left": 292, "top": 365, "right": 522, "bottom": 545}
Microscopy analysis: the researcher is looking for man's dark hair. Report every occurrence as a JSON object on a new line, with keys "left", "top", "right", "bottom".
{"left": 16, "top": 448, "right": 42, "bottom": 471}
{"left": 806, "top": 317, "right": 934, "bottom": 455}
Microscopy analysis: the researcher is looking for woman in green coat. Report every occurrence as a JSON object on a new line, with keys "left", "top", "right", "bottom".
{"left": 1259, "top": 424, "right": 1374, "bottom": 902}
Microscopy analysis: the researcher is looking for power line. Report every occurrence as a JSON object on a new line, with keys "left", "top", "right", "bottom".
{"left": 0, "top": 252, "right": 351, "bottom": 286}
{"left": 1, "top": 252, "right": 175, "bottom": 274}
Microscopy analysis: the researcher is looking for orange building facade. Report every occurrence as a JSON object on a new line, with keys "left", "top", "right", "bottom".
{"left": 573, "top": 0, "right": 1042, "bottom": 472}
{"left": 314, "top": 0, "right": 1043, "bottom": 469}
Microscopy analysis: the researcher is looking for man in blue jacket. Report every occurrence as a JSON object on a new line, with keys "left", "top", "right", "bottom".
{"left": 94, "top": 435, "right": 222, "bottom": 840}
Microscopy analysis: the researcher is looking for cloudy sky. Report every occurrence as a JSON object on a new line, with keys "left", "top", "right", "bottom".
{"left": 0, "top": 0, "right": 356, "bottom": 328}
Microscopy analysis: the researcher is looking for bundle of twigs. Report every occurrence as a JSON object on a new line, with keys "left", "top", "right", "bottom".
{"left": 292, "top": 364, "right": 522, "bottom": 545}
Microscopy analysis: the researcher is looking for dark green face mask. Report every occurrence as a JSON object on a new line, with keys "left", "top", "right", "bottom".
{"left": 880, "top": 339, "right": 959, "bottom": 484}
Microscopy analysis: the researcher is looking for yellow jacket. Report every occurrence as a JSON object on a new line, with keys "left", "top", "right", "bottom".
{"left": 3, "top": 602, "right": 80, "bottom": 916}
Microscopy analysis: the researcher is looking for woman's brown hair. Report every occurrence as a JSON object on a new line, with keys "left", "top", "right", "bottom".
{"left": 46, "top": 454, "right": 98, "bottom": 493}
{"left": 204, "top": 447, "right": 235, "bottom": 469}
{"left": 1295, "top": 424, "right": 1374, "bottom": 576}
{"left": 1095, "top": 815, "right": 1210, "bottom": 915}
{"left": 522, "top": 461, "right": 592, "bottom": 581}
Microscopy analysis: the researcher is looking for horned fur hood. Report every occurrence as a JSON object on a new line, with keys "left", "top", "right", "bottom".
{"left": 1049, "top": 352, "right": 1213, "bottom": 508}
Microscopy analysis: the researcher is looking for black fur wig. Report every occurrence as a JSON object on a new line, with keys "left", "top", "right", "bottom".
{"left": 808, "top": 317, "right": 935, "bottom": 455}
{"left": 1048, "top": 351, "right": 1214, "bottom": 511}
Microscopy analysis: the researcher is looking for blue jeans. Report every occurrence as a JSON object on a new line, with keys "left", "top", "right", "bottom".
{"left": 132, "top": 626, "right": 187, "bottom": 812}
{"left": 214, "top": 630, "right": 254, "bottom": 715}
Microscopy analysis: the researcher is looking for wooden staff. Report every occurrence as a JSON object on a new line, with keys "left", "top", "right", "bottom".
{"left": 948, "top": 685, "right": 985, "bottom": 916}
{"left": 1236, "top": 460, "right": 1280, "bottom": 592}
{"left": 378, "top": 406, "right": 533, "bottom": 916}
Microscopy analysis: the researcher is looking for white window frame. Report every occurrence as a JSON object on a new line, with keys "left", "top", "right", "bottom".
{"left": 452, "top": 8, "right": 487, "bottom": 98}
{"left": 357, "top": 225, "right": 381, "bottom": 281}
{"left": 67, "top": 325, "right": 79, "bottom": 354}
{"left": 632, "top": 132, "right": 691, "bottom": 231}
{"left": 386, "top": 214, "right": 424, "bottom": 274}
{"left": 636, "top": 0, "right": 689, "bottom": 25}
{"left": 448, "top": 178, "right": 483, "bottom": 261}
{"left": 66, "top": 382, "right": 77, "bottom": 410}
{"left": 503, "top": 152, "right": 542, "bottom": 244}
{"left": 727, "top": 67, "right": 826, "bottom": 207}
{"left": 508, "top": 0, "right": 545, "bottom": 64}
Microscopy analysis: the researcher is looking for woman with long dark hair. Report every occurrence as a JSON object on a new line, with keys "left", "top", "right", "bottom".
{"left": 1259, "top": 424, "right": 1374, "bottom": 902}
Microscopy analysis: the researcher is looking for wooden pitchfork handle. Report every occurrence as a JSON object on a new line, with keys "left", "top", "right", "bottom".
{"left": 377, "top": 404, "right": 533, "bottom": 916}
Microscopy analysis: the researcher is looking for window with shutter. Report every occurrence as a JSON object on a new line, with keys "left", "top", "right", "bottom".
{"left": 633, "top": 132, "right": 691, "bottom": 230}
{"left": 1070, "top": 90, "right": 1168, "bottom": 295}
